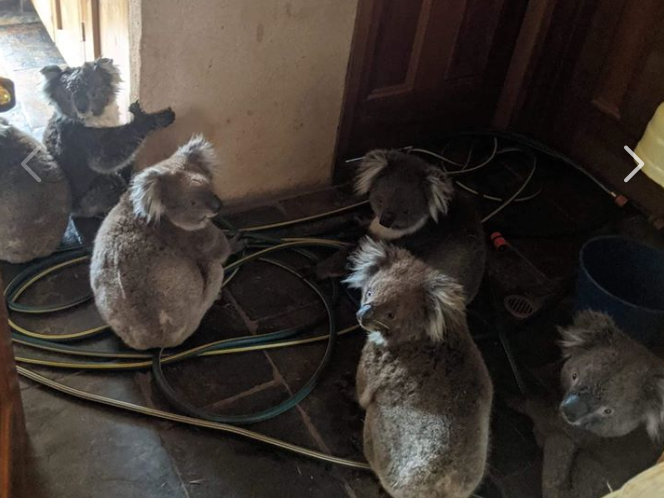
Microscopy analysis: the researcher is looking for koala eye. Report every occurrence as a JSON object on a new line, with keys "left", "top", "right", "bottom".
{"left": 571, "top": 372, "right": 578, "bottom": 381}
{"left": 603, "top": 408, "right": 614, "bottom": 416}
{"left": 190, "top": 200, "right": 198, "bottom": 207}
{"left": 386, "top": 312, "right": 395, "bottom": 320}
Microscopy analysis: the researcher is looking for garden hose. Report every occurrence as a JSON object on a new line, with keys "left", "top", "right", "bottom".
{"left": 16, "top": 365, "right": 371, "bottom": 471}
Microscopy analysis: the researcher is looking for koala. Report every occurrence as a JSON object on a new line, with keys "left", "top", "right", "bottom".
{"left": 346, "top": 237, "right": 494, "bottom": 498}
{"left": 355, "top": 150, "right": 487, "bottom": 303}
{"left": 90, "top": 135, "right": 232, "bottom": 350}
{"left": 0, "top": 118, "right": 70, "bottom": 263}
{"left": 41, "top": 58, "right": 175, "bottom": 218}
{"left": 518, "top": 311, "right": 664, "bottom": 498}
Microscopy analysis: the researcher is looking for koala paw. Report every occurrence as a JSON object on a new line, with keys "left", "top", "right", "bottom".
{"left": 150, "top": 107, "right": 176, "bottom": 130}
{"left": 228, "top": 233, "right": 246, "bottom": 255}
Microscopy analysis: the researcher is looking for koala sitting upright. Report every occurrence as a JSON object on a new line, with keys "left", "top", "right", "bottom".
{"left": 346, "top": 237, "right": 493, "bottom": 498}
{"left": 356, "top": 150, "right": 486, "bottom": 303}
{"left": 41, "top": 58, "right": 175, "bottom": 217}
{"left": 0, "top": 119, "right": 70, "bottom": 263}
{"left": 518, "top": 311, "right": 664, "bottom": 498}
{"left": 90, "top": 136, "right": 232, "bottom": 350}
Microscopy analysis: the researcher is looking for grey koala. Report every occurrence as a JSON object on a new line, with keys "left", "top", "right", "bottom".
{"left": 346, "top": 237, "right": 494, "bottom": 498}
{"left": 517, "top": 311, "right": 664, "bottom": 498}
{"left": 356, "top": 150, "right": 486, "bottom": 303}
{"left": 41, "top": 58, "right": 175, "bottom": 218}
{"left": 0, "top": 118, "right": 70, "bottom": 263}
{"left": 90, "top": 136, "right": 232, "bottom": 350}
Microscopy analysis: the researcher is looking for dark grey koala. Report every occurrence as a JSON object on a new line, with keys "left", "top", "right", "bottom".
{"left": 91, "top": 136, "right": 232, "bottom": 350}
{"left": 356, "top": 150, "right": 486, "bottom": 303}
{"left": 518, "top": 311, "right": 664, "bottom": 498}
{"left": 41, "top": 58, "right": 175, "bottom": 218}
{"left": 346, "top": 237, "right": 493, "bottom": 498}
{"left": 0, "top": 118, "right": 70, "bottom": 263}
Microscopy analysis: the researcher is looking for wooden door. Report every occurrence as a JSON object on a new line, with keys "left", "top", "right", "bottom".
{"left": 53, "top": 0, "right": 86, "bottom": 65}
{"left": 336, "top": 0, "right": 528, "bottom": 161}
{"left": 33, "top": 0, "right": 99, "bottom": 66}
{"left": 511, "top": 0, "right": 664, "bottom": 220}
{"left": 0, "top": 274, "right": 25, "bottom": 498}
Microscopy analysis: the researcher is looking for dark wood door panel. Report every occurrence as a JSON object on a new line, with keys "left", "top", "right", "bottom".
{"left": 337, "top": 0, "right": 528, "bottom": 161}
{"left": 550, "top": 0, "right": 664, "bottom": 218}
{"left": 510, "top": 0, "right": 664, "bottom": 219}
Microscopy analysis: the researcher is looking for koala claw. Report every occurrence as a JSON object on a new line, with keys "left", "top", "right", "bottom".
{"left": 129, "top": 101, "right": 145, "bottom": 117}
{"left": 228, "top": 233, "right": 246, "bottom": 255}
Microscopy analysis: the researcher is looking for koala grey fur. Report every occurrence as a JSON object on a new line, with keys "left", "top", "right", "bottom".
{"left": 346, "top": 237, "right": 494, "bottom": 498}
{"left": 90, "top": 135, "right": 231, "bottom": 350}
{"left": 355, "top": 149, "right": 486, "bottom": 303}
{"left": 518, "top": 310, "right": 664, "bottom": 498}
{"left": 41, "top": 58, "right": 175, "bottom": 218}
{"left": 0, "top": 118, "right": 70, "bottom": 263}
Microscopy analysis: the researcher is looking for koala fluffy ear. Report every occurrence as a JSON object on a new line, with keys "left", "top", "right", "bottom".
{"left": 644, "top": 376, "right": 664, "bottom": 442}
{"left": 40, "top": 65, "right": 63, "bottom": 81}
{"left": 94, "top": 57, "right": 121, "bottom": 86}
{"left": 130, "top": 166, "right": 167, "bottom": 222}
{"left": 424, "top": 273, "right": 466, "bottom": 342}
{"left": 177, "top": 134, "right": 219, "bottom": 176}
{"left": 425, "top": 166, "right": 454, "bottom": 222}
{"left": 355, "top": 149, "right": 391, "bottom": 195}
{"left": 345, "top": 236, "right": 399, "bottom": 289}
{"left": 558, "top": 310, "right": 621, "bottom": 358}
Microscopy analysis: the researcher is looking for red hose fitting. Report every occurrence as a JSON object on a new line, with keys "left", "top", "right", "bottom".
{"left": 491, "top": 232, "right": 509, "bottom": 251}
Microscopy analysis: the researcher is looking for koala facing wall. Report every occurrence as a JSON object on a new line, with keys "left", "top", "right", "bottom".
{"left": 355, "top": 150, "right": 486, "bottom": 303}
{"left": 520, "top": 311, "right": 664, "bottom": 498}
{"left": 346, "top": 238, "right": 493, "bottom": 498}
{"left": 0, "top": 118, "right": 70, "bottom": 263}
{"left": 41, "top": 58, "right": 175, "bottom": 218}
{"left": 90, "top": 136, "right": 232, "bottom": 350}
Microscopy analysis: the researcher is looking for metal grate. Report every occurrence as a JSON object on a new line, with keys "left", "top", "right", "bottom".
{"left": 503, "top": 294, "right": 537, "bottom": 320}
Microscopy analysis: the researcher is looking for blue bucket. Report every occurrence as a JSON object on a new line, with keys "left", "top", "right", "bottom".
{"left": 575, "top": 236, "right": 664, "bottom": 346}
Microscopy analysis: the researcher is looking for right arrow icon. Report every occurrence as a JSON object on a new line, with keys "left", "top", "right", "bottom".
{"left": 624, "top": 145, "right": 644, "bottom": 182}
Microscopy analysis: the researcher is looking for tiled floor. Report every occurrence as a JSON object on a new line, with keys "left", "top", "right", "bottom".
{"left": 0, "top": 6, "right": 62, "bottom": 138}
{"left": 3, "top": 5, "right": 664, "bottom": 498}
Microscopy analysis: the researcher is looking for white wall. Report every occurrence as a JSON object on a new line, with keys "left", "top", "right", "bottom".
{"left": 131, "top": 0, "right": 358, "bottom": 204}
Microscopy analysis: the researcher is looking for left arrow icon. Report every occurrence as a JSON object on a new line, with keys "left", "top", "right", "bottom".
{"left": 624, "top": 146, "right": 644, "bottom": 183}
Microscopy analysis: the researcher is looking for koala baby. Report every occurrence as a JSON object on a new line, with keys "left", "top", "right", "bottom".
{"left": 90, "top": 136, "right": 231, "bottom": 350}
{"left": 0, "top": 118, "right": 70, "bottom": 263}
{"left": 41, "top": 58, "right": 175, "bottom": 217}
{"left": 519, "top": 311, "right": 664, "bottom": 498}
{"left": 355, "top": 149, "right": 486, "bottom": 303}
{"left": 346, "top": 237, "right": 493, "bottom": 498}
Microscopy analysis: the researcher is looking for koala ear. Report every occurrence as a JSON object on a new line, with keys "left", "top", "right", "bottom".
{"left": 355, "top": 149, "right": 391, "bottom": 195}
{"left": 425, "top": 166, "right": 454, "bottom": 222}
{"left": 40, "top": 65, "right": 63, "bottom": 81}
{"left": 424, "top": 273, "right": 466, "bottom": 342}
{"left": 344, "top": 237, "right": 399, "bottom": 289}
{"left": 644, "top": 376, "right": 664, "bottom": 442}
{"left": 177, "top": 134, "right": 219, "bottom": 176}
{"left": 558, "top": 310, "right": 622, "bottom": 358}
{"left": 94, "top": 57, "right": 121, "bottom": 87}
{"left": 130, "top": 166, "right": 167, "bottom": 222}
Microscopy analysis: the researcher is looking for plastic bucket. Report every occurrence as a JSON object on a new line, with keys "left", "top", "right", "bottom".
{"left": 575, "top": 236, "right": 664, "bottom": 346}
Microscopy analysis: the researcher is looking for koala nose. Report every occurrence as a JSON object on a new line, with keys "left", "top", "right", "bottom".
{"left": 210, "top": 196, "right": 223, "bottom": 214}
{"left": 560, "top": 393, "right": 590, "bottom": 423}
{"left": 73, "top": 92, "right": 89, "bottom": 114}
{"left": 380, "top": 211, "right": 396, "bottom": 228}
{"left": 357, "top": 304, "right": 373, "bottom": 322}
